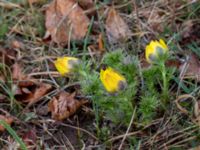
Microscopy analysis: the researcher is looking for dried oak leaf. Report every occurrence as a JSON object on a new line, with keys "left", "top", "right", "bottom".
{"left": 11, "top": 63, "right": 52, "bottom": 105}
{"left": 45, "top": 0, "right": 90, "bottom": 46}
{"left": 0, "top": 115, "right": 13, "bottom": 132}
{"left": 106, "top": 8, "right": 131, "bottom": 43}
{"left": 48, "top": 91, "right": 88, "bottom": 120}
{"left": 21, "top": 82, "right": 52, "bottom": 106}
{"left": 179, "top": 53, "right": 200, "bottom": 81}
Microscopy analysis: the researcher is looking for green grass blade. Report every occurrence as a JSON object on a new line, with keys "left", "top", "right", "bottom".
{"left": 0, "top": 120, "right": 27, "bottom": 150}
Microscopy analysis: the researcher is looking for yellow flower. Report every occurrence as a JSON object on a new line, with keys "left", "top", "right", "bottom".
{"left": 54, "top": 57, "right": 79, "bottom": 76}
{"left": 100, "top": 66, "right": 127, "bottom": 93}
{"left": 145, "top": 39, "right": 168, "bottom": 63}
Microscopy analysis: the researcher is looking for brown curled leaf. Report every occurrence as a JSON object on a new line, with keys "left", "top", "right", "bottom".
{"left": 48, "top": 91, "right": 88, "bottom": 120}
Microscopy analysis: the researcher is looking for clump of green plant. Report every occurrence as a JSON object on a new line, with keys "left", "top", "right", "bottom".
{"left": 75, "top": 39, "right": 177, "bottom": 130}
{"left": 79, "top": 50, "right": 138, "bottom": 127}
{"left": 138, "top": 39, "right": 176, "bottom": 124}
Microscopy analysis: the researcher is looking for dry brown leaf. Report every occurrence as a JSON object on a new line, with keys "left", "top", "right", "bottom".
{"left": 48, "top": 91, "right": 88, "bottom": 120}
{"left": 17, "top": 80, "right": 37, "bottom": 87}
{"left": 98, "top": 33, "right": 105, "bottom": 52}
{"left": 106, "top": 8, "right": 131, "bottom": 43}
{"left": 76, "top": 0, "right": 94, "bottom": 10}
{"left": 11, "top": 63, "right": 52, "bottom": 105}
{"left": 0, "top": 115, "right": 13, "bottom": 132}
{"left": 0, "top": 48, "right": 16, "bottom": 66}
{"left": 12, "top": 63, "right": 25, "bottom": 80}
{"left": 24, "top": 83, "right": 52, "bottom": 106}
{"left": 9, "top": 62, "right": 52, "bottom": 106}
{"left": 11, "top": 40, "right": 24, "bottom": 49}
{"left": 180, "top": 20, "right": 200, "bottom": 46}
{"left": 15, "top": 81, "right": 52, "bottom": 105}
{"left": 45, "top": 0, "right": 90, "bottom": 46}
{"left": 179, "top": 53, "right": 200, "bottom": 81}
{"left": 139, "top": 7, "right": 165, "bottom": 32}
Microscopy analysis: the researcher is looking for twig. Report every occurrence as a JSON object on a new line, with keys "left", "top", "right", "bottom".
{"left": 28, "top": 71, "right": 60, "bottom": 77}
{"left": 0, "top": 0, "right": 21, "bottom": 9}
{"left": 59, "top": 122, "right": 98, "bottom": 141}
{"left": 118, "top": 107, "right": 136, "bottom": 150}
{"left": 107, "top": 118, "right": 162, "bottom": 143}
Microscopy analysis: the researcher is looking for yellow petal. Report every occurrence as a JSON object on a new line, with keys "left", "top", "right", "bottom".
{"left": 54, "top": 57, "right": 79, "bottom": 76}
{"left": 100, "top": 66, "right": 126, "bottom": 93}
{"left": 145, "top": 45, "right": 154, "bottom": 63}
{"left": 159, "top": 39, "right": 168, "bottom": 50}
{"left": 145, "top": 39, "right": 169, "bottom": 63}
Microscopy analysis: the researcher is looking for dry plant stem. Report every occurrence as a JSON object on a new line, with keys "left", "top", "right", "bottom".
{"left": 59, "top": 122, "right": 98, "bottom": 141}
{"left": 168, "top": 136, "right": 196, "bottom": 149}
{"left": 118, "top": 107, "right": 136, "bottom": 150}
{"left": 80, "top": 140, "right": 85, "bottom": 150}
{"left": 0, "top": 0, "right": 21, "bottom": 9}
{"left": 176, "top": 59, "right": 188, "bottom": 97}
{"left": 28, "top": 71, "right": 60, "bottom": 77}
{"left": 175, "top": 94, "right": 196, "bottom": 115}
{"left": 59, "top": 130, "right": 75, "bottom": 150}
{"left": 158, "top": 128, "right": 197, "bottom": 150}
{"left": 107, "top": 118, "right": 162, "bottom": 143}
{"left": 145, "top": 125, "right": 198, "bottom": 147}
{"left": 36, "top": 119, "right": 98, "bottom": 141}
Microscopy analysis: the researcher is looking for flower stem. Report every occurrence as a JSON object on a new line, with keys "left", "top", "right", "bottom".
{"left": 161, "top": 62, "right": 168, "bottom": 104}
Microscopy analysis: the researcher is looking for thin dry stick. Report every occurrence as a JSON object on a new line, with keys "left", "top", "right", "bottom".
{"left": 107, "top": 118, "right": 162, "bottom": 143}
{"left": 41, "top": 122, "right": 62, "bottom": 145}
{"left": 158, "top": 128, "right": 198, "bottom": 149}
{"left": 108, "top": 131, "right": 141, "bottom": 143}
{"left": 176, "top": 57, "right": 189, "bottom": 97}
{"left": 44, "top": 59, "right": 59, "bottom": 88}
{"left": 132, "top": 0, "right": 140, "bottom": 29}
{"left": 0, "top": 0, "right": 21, "bottom": 9}
{"left": 80, "top": 140, "right": 86, "bottom": 150}
{"left": 60, "top": 131, "right": 75, "bottom": 150}
{"left": 148, "top": 124, "right": 197, "bottom": 146}
{"left": 8, "top": 16, "right": 25, "bottom": 36}
{"left": 118, "top": 107, "right": 136, "bottom": 150}
{"left": 28, "top": 71, "right": 60, "bottom": 77}
{"left": 59, "top": 122, "right": 98, "bottom": 141}
{"left": 36, "top": 119, "right": 98, "bottom": 141}
{"left": 168, "top": 136, "right": 196, "bottom": 149}
{"left": 175, "top": 94, "right": 196, "bottom": 115}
